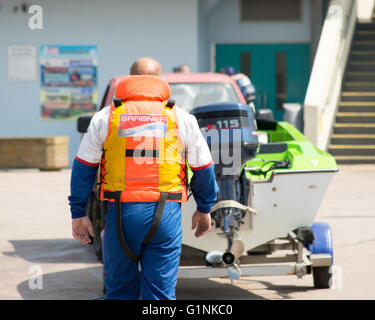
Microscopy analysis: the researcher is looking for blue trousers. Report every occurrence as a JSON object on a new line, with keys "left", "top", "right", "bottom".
{"left": 103, "top": 201, "right": 182, "bottom": 300}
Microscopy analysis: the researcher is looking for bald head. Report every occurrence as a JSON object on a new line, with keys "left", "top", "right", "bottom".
{"left": 129, "top": 57, "right": 162, "bottom": 76}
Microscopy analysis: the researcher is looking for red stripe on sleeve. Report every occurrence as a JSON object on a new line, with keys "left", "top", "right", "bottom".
{"left": 189, "top": 161, "right": 213, "bottom": 171}
{"left": 75, "top": 156, "right": 99, "bottom": 167}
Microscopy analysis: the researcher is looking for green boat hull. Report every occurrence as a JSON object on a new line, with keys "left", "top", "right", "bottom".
{"left": 245, "top": 120, "right": 338, "bottom": 181}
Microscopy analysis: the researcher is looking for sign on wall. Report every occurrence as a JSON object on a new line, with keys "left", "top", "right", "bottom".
{"left": 40, "top": 45, "right": 98, "bottom": 120}
{"left": 8, "top": 45, "right": 37, "bottom": 82}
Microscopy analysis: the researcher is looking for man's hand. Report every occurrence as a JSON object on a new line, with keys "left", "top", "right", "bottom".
{"left": 72, "top": 216, "right": 95, "bottom": 244}
{"left": 192, "top": 210, "right": 211, "bottom": 238}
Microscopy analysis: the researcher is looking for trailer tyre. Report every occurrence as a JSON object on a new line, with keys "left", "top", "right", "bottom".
{"left": 309, "top": 222, "right": 333, "bottom": 289}
{"left": 312, "top": 266, "right": 332, "bottom": 289}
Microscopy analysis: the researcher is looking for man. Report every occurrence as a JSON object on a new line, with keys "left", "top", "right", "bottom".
{"left": 171, "top": 63, "right": 196, "bottom": 112}
{"left": 175, "top": 64, "right": 190, "bottom": 73}
{"left": 220, "top": 66, "right": 256, "bottom": 104}
{"left": 68, "top": 57, "right": 218, "bottom": 300}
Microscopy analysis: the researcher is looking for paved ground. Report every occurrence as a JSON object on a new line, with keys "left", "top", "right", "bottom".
{"left": 0, "top": 165, "right": 374, "bottom": 300}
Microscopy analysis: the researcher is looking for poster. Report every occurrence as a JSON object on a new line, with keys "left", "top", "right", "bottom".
{"left": 40, "top": 45, "right": 98, "bottom": 120}
{"left": 8, "top": 45, "right": 37, "bottom": 82}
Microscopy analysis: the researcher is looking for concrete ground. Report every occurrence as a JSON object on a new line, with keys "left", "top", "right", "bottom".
{"left": 0, "top": 165, "right": 374, "bottom": 300}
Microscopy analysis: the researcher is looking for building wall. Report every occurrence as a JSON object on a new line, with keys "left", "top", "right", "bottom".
{"left": 0, "top": 0, "right": 198, "bottom": 166}
{"left": 198, "top": 0, "right": 311, "bottom": 72}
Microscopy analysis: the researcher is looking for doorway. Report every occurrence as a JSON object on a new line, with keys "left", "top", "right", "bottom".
{"left": 215, "top": 43, "right": 310, "bottom": 121}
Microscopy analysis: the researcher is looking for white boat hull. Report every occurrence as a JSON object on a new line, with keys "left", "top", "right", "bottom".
{"left": 181, "top": 170, "right": 335, "bottom": 253}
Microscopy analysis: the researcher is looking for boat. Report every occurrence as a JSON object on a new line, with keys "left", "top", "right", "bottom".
{"left": 178, "top": 102, "right": 338, "bottom": 288}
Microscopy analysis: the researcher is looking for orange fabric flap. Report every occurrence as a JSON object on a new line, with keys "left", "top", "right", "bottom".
{"left": 115, "top": 75, "right": 171, "bottom": 102}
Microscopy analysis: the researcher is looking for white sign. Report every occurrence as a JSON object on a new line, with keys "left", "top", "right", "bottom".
{"left": 7, "top": 45, "right": 37, "bottom": 82}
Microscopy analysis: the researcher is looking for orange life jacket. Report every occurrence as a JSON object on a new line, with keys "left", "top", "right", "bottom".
{"left": 99, "top": 75, "right": 188, "bottom": 203}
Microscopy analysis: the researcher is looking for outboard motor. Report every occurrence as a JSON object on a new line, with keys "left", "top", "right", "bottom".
{"left": 191, "top": 102, "right": 258, "bottom": 253}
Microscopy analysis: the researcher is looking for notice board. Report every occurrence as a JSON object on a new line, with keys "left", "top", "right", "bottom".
{"left": 40, "top": 45, "right": 98, "bottom": 120}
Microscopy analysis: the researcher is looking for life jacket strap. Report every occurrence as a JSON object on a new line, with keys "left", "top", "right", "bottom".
{"left": 103, "top": 191, "right": 182, "bottom": 263}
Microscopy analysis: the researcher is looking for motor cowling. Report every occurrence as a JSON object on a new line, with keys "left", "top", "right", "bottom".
{"left": 191, "top": 102, "right": 258, "bottom": 201}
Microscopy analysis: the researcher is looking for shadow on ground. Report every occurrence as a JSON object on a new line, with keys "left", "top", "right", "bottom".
{"left": 8, "top": 239, "right": 317, "bottom": 300}
{"left": 176, "top": 278, "right": 267, "bottom": 300}
{"left": 261, "top": 283, "right": 315, "bottom": 299}
{"left": 254, "top": 279, "right": 317, "bottom": 299}
{"left": 17, "top": 266, "right": 104, "bottom": 300}
{"left": 18, "top": 267, "right": 317, "bottom": 300}
{"left": 176, "top": 276, "right": 317, "bottom": 300}
{"left": 3, "top": 239, "right": 98, "bottom": 264}
{"left": 20, "top": 274, "right": 317, "bottom": 300}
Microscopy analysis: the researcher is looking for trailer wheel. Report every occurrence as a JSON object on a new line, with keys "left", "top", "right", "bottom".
{"left": 312, "top": 266, "right": 332, "bottom": 288}
{"left": 308, "top": 222, "right": 333, "bottom": 289}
